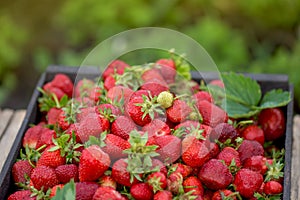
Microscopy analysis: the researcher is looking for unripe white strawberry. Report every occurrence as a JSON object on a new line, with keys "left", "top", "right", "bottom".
{"left": 157, "top": 91, "right": 174, "bottom": 109}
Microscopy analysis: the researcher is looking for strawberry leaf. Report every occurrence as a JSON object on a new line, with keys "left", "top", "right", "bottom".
{"left": 52, "top": 179, "right": 76, "bottom": 200}
{"left": 259, "top": 89, "right": 291, "bottom": 109}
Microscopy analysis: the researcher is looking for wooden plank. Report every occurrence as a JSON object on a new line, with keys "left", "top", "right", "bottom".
{"left": 0, "top": 110, "right": 26, "bottom": 171}
{"left": 291, "top": 115, "right": 300, "bottom": 199}
{"left": 0, "top": 109, "right": 14, "bottom": 139}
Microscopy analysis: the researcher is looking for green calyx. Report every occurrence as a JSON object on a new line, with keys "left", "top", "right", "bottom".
{"left": 135, "top": 94, "right": 164, "bottom": 120}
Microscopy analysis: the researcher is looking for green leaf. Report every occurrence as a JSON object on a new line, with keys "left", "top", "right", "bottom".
{"left": 225, "top": 100, "right": 260, "bottom": 119}
{"left": 259, "top": 89, "right": 291, "bottom": 109}
{"left": 222, "top": 72, "right": 261, "bottom": 106}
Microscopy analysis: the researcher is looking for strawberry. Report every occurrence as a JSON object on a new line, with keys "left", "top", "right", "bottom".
{"left": 216, "top": 147, "right": 241, "bottom": 167}
{"left": 75, "top": 182, "right": 99, "bottom": 200}
{"left": 212, "top": 189, "right": 237, "bottom": 200}
{"left": 170, "top": 163, "right": 193, "bottom": 178}
{"left": 157, "top": 91, "right": 174, "bottom": 109}
{"left": 153, "top": 190, "right": 173, "bottom": 200}
{"left": 129, "top": 89, "right": 150, "bottom": 100}
{"left": 47, "top": 107, "right": 62, "bottom": 125}
{"left": 198, "top": 159, "right": 233, "bottom": 190}
{"left": 243, "top": 156, "right": 268, "bottom": 175}
{"left": 111, "top": 116, "right": 137, "bottom": 140}
{"left": 241, "top": 125, "right": 265, "bottom": 145}
{"left": 93, "top": 186, "right": 126, "bottom": 200}
{"left": 181, "top": 136, "right": 210, "bottom": 167}
{"left": 79, "top": 145, "right": 110, "bottom": 182}
{"left": 142, "top": 68, "right": 165, "bottom": 83}
{"left": 183, "top": 176, "right": 204, "bottom": 196}
{"left": 237, "top": 140, "right": 264, "bottom": 163}
{"left": 130, "top": 183, "right": 154, "bottom": 200}
{"left": 104, "top": 75, "right": 116, "bottom": 90}
{"left": 36, "top": 146, "right": 66, "bottom": 168}
{"left": 23, "top": 125, "right": 43, "bottom": 149}
{"left": 156, "top": 58, "right": 176, "bottom": 70}
{"left": 156, "top": 59, "right": 177, "bottom": 84}
{"left": 234, "top": 168, "right": 263, "bottom": 198}
{"left": 7, "top": 190, "right": 34, "bottom": 200}
{"left": 210, "top": 123, "right": 239, "bottom": 143}
{"left": 140, "top": 81, "right": 169, "bottom": 97}
{"left": 107, "top": 85, "right": 133, "bottom": 103}
{"left": 142, "top": 119, "right": 171, "bottom": 139}
{"left": 76, "top": 112, "right": 109, "bottom": 143}
{"left": 147, "top": 171, "right": 167, "bottom": 193}
{"left": 99, "top": 175, "right": 117, "bottom": 189}
{"left": 152, "top": 158, "right": 168, "bottom": 176}
{"left": 43, "top": 82, "right": 66, "bottom": 100}
{"left": 209, "top": 79, "right": 224, "bottom": 88}
{"left": 196, "top": 100, "right": 228, "bottom": 127}
{"left": 193, "top": 91, "right": 213, "bottom": 103}
{"left": 112, "top": 158, "right": 140, "bottom": 187}
{"left": 102, "top": 59, "right": 129, "bottom": 80}
{"left": 50, "top": 184, "right": 64, "bottom": 198}
{"left": 101, "top": 133, "right": 130, "bottom": 160}
{"left": 55, "top": 164, "right": 78, "bottom": 183}
{"left": 30, "top": 165, "right": 59, "bottom": 191}
{"left": 154, "top": 135, "right": 181, "bottom": 164}
{"left": 166, "top": 99, "right": 192, "bottom": 123}
{"left": 167, "top": 172, "right": 183, "bottom": 195}
{"left": 258, "top": 108, "right": 285, "bottom": 141}
{"left": 263, "top": 181, "right": 283, "bottom": 195}
{"left": 35, "top": 127, "right": 56, "bottom": 149}
{"left": 97, "top": 103, "right": 121, "bottom": 118}
{"left": 75, "top": 79, "right": 95, "bottom": 98}
{"left": 126, "top": 95, "right": 163, "bottom": 127}
{"left": 50, "top": 74, "right": 74, "bottom": 97}
{"left": 12, "top": 160, "right": 33, "bottom": 184}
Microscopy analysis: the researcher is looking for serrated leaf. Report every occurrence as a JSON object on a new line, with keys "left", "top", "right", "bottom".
{"left": 259, "top": 89, "right": 291, "bottom": 109}
{"left": 225, "top": 100, "right": 260, "bottom": 119}
{"left": 222, "top": 72, "right": 261, "bottom": 106}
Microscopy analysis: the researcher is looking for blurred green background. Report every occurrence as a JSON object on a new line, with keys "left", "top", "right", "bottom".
{"left": 0, "top": 0, "right": 300, "bottom": 111}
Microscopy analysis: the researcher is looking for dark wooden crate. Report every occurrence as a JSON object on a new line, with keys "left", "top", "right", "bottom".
{"left": 0, "top": 66, "right": 293, "bottom": 200}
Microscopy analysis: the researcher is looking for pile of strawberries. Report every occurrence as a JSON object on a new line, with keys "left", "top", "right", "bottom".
{"left": 8, "top": 58, "right": 287, "bottom": 200}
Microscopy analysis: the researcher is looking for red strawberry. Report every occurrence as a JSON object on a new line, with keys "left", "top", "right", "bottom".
{"left": 241, "top": 125, "right": 265, "bottom": 145}
{"left": 142, "top": 68, "right": 165, "bottom": 83}
{"left": 102, "top": 59, "right": 129, "bottom": 80}
{"left": 167, "top": 172, "right": 183, "bottom": 194}
{"left": 166, "top": 99, "right": 192, "bottom": 123}
{"left": 50, "top": 74, "right": 74, "bottom": 97}
{"left": 104, "top": 75, "right": 116, "bottom": 90}
{"left": 23, "top": 125, "right": 43, "bottom": 149}
{"left": 79, "top": 145, "right": 110, "bottom": 182}
{"left": 142, "top": 119, "right": 171, "bottom": 139}
{"left": 75, "top": 182, "right": 99, "bottom": 200}
{"left": 196, "top": 100, "right": 228, "bottom": 127}
{"left": 140, "top": 81, "right": 169, "bottom": 97}
{"left": 198, "top": 159, "right": 233, "bottom": 190}
{"left": 58, "top": 110, "right": 72, "bottom": 130}
{"left": 102, "top": 134, "right": 130, "bottom": 160}
{"left": 111, "top": 116, "right": 137, "bottom": 140}
{"left": 171, "top": 163, "right": 193, "bottom": 178}
{"left": 97, "top": 103, "right": 121, "bottom": 117}
{"left": 216, "top": 147, "right": 241, "bottom": 167}
{"left": 55, "top": 164, "right": 78, "bottom": 183}
{"left": 212, "top": 189, "right": 237, "bottom": 200}
{"left": 243, "top": 156, "right": 268, "bottom": 175}
{"left": 234, "top": 168, "right": 263, "bottom": 198}
{"left": 35, "top": 127, "right": 56, "bottom": 149}
{"left": 43, "top": 82, "right": 66, "bottom": 100}
{"left": 209, "top": 79, "right": 224, "bottom": 88}
{"left": 258, "top": 108, "right": 285, "bottom": 141}
{"left": 93, "top": 186, "right": 126, "bottom": 200}
{"left": 193, "top": 91, "right": 213, "bottom": 103}
{"left": 210, "top": 123, "right": 239, "bottom": 143}
{"left": 156, "top": 59, "right": 176, "bottom": 84}
{"left": 99, "top": 175, "right": 117, "bottom": 189}
{"left": 47, "top": 107, "right": 62, "bottom": 125}
{"left": 112, "top": 158, "right": 139, "bottom": 187}
{"left": 76, "top": 112, "right": 109, "bottom": 143}
{"left": 156, "top": 58, "right": 176, "bottom": 70}
{"left": 129, "top": 89, "right": 150, "bottom": 100}
{"left": 154, "top": 135, "right": 181, "bottom": 164}
{"left": 130, "top": 183, "right": 154, "bottom": 200}
{"left": 75, "top": 79, "right": 95, "bottom": 98}
{"left": 37, "top": 146, "right": 66, "bottom": 168}
{"left": 181, "top": 136, "right": 211, "bottom": 167}
{"left": 7, "top": 190, "right": 34, "bottom": 200}
{"left": 147, "top": 171, "right": 167, "bottom": 193}
{"left": 30, "top": 165, "right": 59, "bottom": 191}
{"left": 153, "top": 190, "right": 173, "bottom": 200}
{"left": 107, "top": 85, "right": 133, "bottom": 103}
{"left": 152, "top": 159, "right": 168, "bottom": 176}
{"left": 263, "top": 181, "right": 283, "bottom": 195}
{"left": 237, "top": 140, "right": 264, "bottom": 163}
{"left": 12, "top": 160, "right": 33, "bottom": 184}
{"left": 183, "top": 176, "right": 204, "bottom": 196}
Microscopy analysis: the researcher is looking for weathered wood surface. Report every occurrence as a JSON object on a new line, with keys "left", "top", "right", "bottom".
{"left": 0, "top": 109, "right": 299, "bottom": 198}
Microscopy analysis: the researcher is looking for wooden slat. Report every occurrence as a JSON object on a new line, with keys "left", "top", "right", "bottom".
{"left": 0, "top": 110, "right": 26, "bottom": 171}
{"left": 0, "top": 109, "right": 14, "bottom": 139}
{"left": 291, "top": 115, "right": 300, "bottom": 200}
